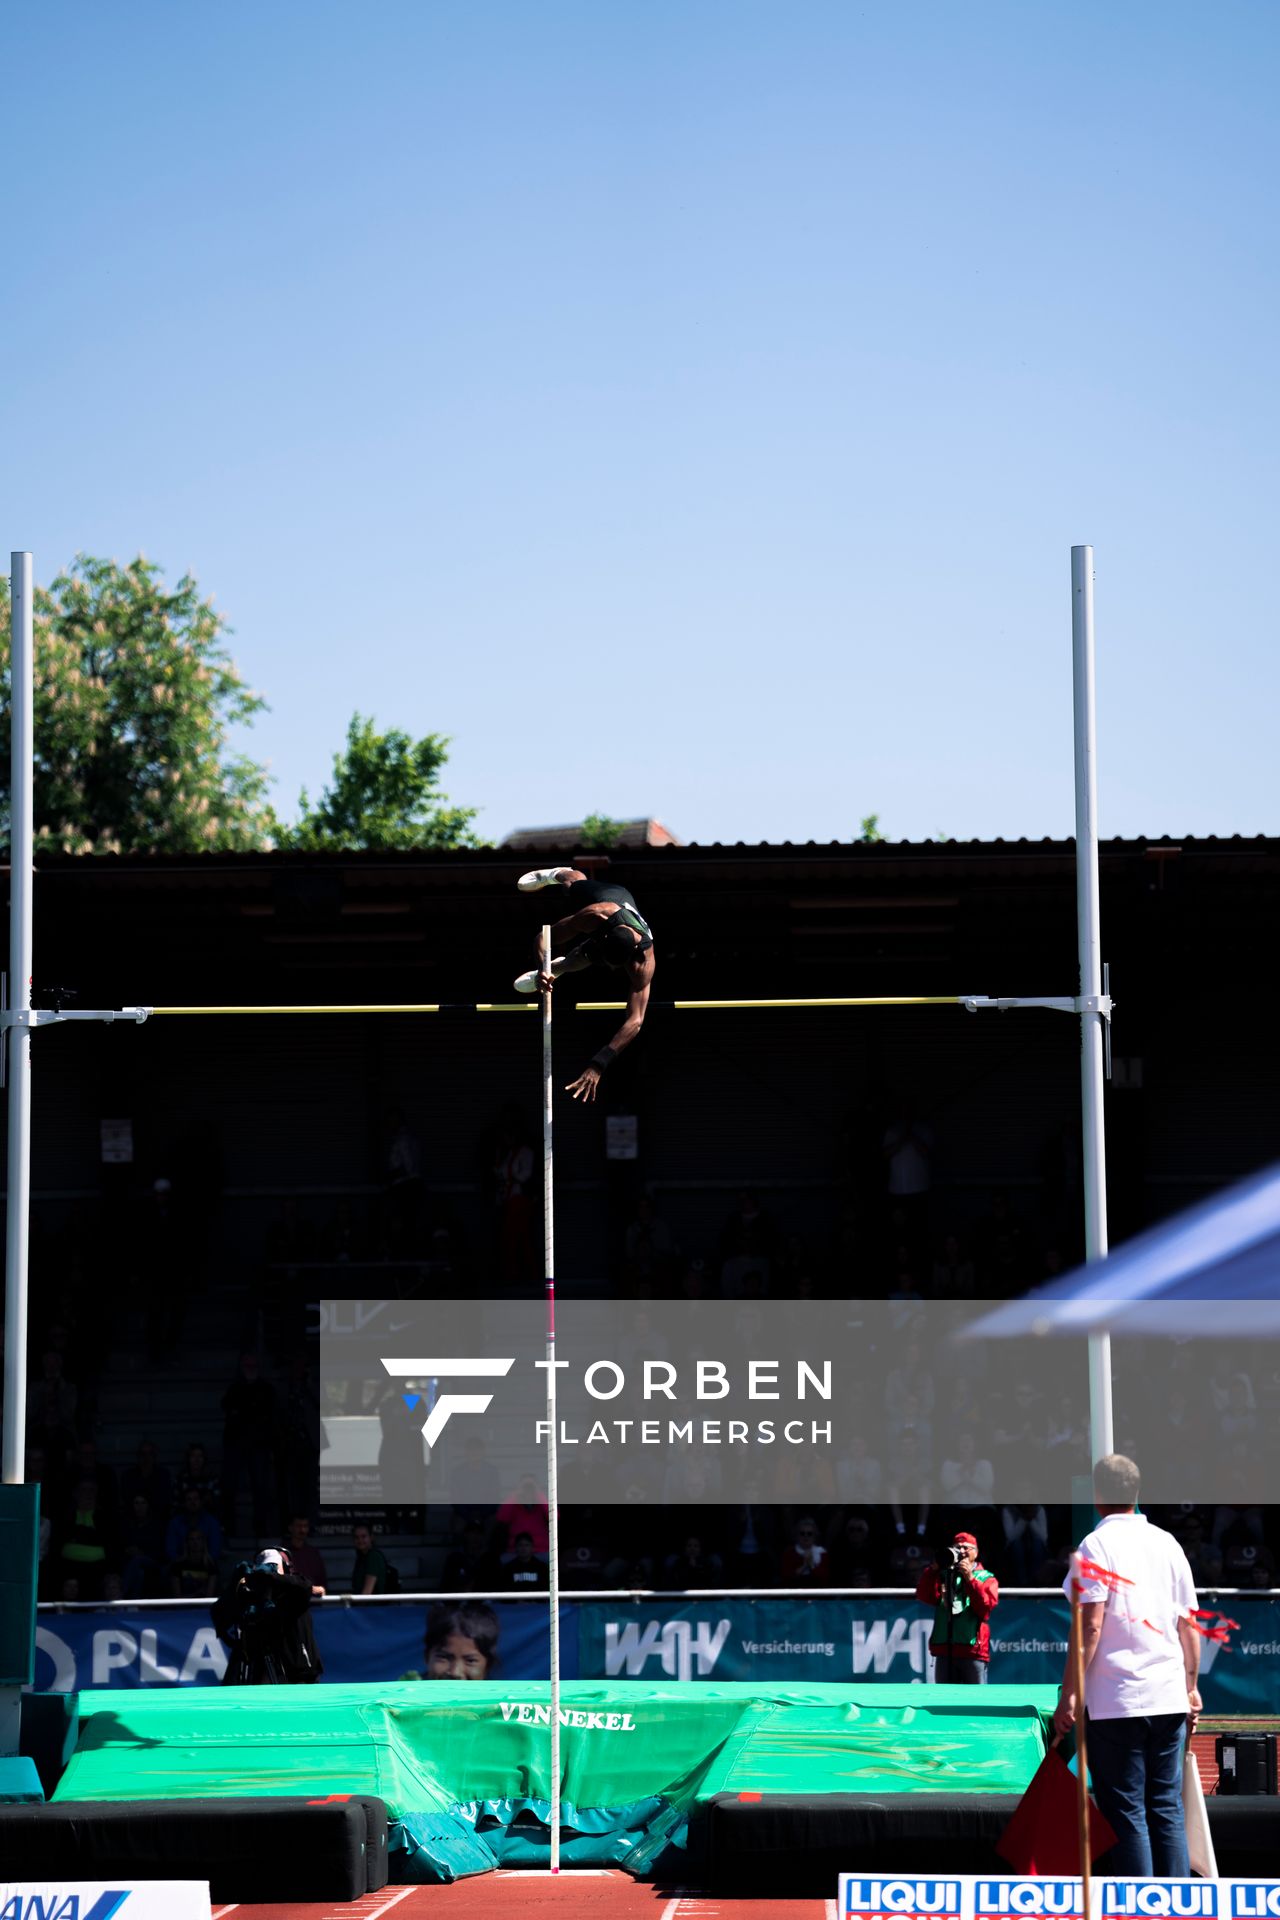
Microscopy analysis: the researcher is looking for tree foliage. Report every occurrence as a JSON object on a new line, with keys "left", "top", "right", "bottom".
{"left": 285, "top": 711, "right": 483, "bottom": 851}
{"left": 858, "top": 812, "right": 884, "bottom": 843}
{"left": 578, "top": 811, "right": 624, "bottom": 850}
{"left": 0, "top": 555, "right": 275, "bottom": 854}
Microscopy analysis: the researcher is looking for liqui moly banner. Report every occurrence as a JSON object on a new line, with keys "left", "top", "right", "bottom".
{"left": 839, "top": 1881, "right": 1280, "bottom": 1920}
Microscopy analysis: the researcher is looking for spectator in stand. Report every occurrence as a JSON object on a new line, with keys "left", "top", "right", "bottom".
{"left": 939, "top": 1431, "right": 996, "bottom": 1531}
{"left": 1218, "top": 1378, "right": 1258, "bottom": 1447}
{"left": 496, "top": 1475, "right": 549, "bottom": 1556}
{"left": 883, "top": 1115, "right": 933, "bottom": 1247}
{"left": 624, "top": 1194, "right": 677, "bottom": 1289}
{"left": 137, "top": 1175, "right": 185, "bottom": 1361}
{"left": 121, "top": 1439, "right": 172, "bottom": 1521}
{"left": 166, "top": 1487, "right": 223, "bottom": 1566}
{"left": 1164, "top": 1507, "right": 1220, "bottom": 1589}
{"left": 486, "top": 1104, "right": 536, "bottom": 1286}
{"left": 916, "top": 1531, "right": 999, "bottom": 1684}
{"left": 836, "top": 1433, "right": 883, "bottom": 1509}
{"left": 887, "top": 1270, "right": 927, "bottom": 1334}
{"left": 284, "top": 1514, "right": 329, "bottom": 1595}
{"left": 974, "top": 1190, "right": 1027, "bottom": 1296}
{"left": 501, "top": 1531, "right": 550, "bottom": 1592}
{"left": 1043, "top": 1393, "right": 1088, "bottom": 1467}
{"left": 170, "top": 1527, "right": 219, "bottom": 1598}
{"left": 352, "top": 1522, "right": 391, "bottom": 1594}
{"left": 1001, "top": 1504, "right": 1050, "bottom": 1585}
{"left": 779, "top": 1516, "right": 831, "bottom": 1585}
{"left": 665, "top": 1534, "right": 723, "bottom": 1589}
{"left": 441, "top": 1521, "right": 497, "bottom": 1593}
{"left": 887, "top": 1433, "right": 932, "bottom": 1544}
{"left": 279, "top": 1353, "right": 322, "bottom": 1524}
{"left": 222, "top": 1351, "right": 278, "bottom": 1535}
{"left": 830, "top": 1514, "right": 877, "bottom": 1586}
{"left": 1223, "top": 1539, "right": 1274, "bottom": 1587}
{"left": 58, "top": 1477, "right": 115, "bottom": 1600}
{"left": 386, "top": 1107, "right": 425, "bottom": 1256}
{"left": 932, "top": 1231, "right": 975, "bottom": 1300}
{"left": 452, "top": 1435, "right": 501, "bottom": 1520}
{"left": 990, "top": 1381, "right": 1044, "bottom": 1477}
{"left": 719, "top": 1191, "right": 776, "bottom": 1298}
{"left": 726, "top": 1481, "right": 779, "bottom": 1587}
{"left": 323, "top": 1196, "right": 367, "bottom": 1264}
{"left": 176, "top": 1443, "right": 221, "bottom": 1512}
{"left": 71, "top": 1440, "right": 119, "bottom": 1530}
{"left": 120, "top": 1492, "right": 169, "bottom": 1598}
{"left": 27, "top": 1350, "right": 78, "bottom": 1455}
{"left": 885, "top": 1344, "right": 936, "bottom": 1448}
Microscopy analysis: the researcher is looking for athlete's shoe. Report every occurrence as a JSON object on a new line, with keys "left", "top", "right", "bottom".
{"left": 518, "top": 868, "right": 566, "bottom": 892}
{"left": 514, "top": 959, "right": 566, "bottom": 993}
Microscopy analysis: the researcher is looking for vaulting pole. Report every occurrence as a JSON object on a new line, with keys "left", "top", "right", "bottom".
{"left": 540, "top": 923, "right": 562, "bottom": 1872}
{"left": 3, "top": 554, "right": 34, "bottom": 1484}
{"left": 1072, "top": 546, "right": 1114, "bottom": 1462}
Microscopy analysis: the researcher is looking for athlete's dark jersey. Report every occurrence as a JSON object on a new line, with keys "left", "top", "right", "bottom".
{"left": 560, "top": 879, "right": 654, "bottom": 962}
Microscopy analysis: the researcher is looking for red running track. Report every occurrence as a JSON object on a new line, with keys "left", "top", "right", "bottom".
{"left": 213, "top": 1870, "right": 839, "bottom": 1920}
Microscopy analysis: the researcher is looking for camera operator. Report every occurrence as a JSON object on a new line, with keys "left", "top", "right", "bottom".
{"left": 915, "top": 1530, "right": 999, "bottom": 1684}
{"left": 213, "top": 1547, "right": 323, "bottom": 1685}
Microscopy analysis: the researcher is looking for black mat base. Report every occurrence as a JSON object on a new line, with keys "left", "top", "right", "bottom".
{"left": 697, "top": 1792, "right": 1280, "bottom": 1894}
{"left": 0, "top": 1795, "right": 389, "bottom": 1900}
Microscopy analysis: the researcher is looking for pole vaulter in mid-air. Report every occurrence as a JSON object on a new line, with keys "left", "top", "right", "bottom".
{"left": 514, "top": 867, "right": 655, "bottom": 1102}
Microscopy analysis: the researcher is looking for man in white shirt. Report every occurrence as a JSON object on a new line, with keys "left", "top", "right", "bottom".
{"left": 1054, "top": 1454, "right": 1202, "bottom": 1877}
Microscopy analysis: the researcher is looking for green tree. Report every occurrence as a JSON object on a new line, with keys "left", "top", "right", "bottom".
{"left": 0, "top": 555, "right": 275, "bottom": 854}
{"left": 285, "top": 711, "right": 482, "bottom": 851}
{"left": 859, "top": 812, "right": 884, "bottom": 843}
{"left": 578, "top": 811, "right": 624, "bottom": 850}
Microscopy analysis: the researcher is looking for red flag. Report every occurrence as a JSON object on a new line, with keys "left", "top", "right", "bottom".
{"left": 996, "top": 1744, "right": 1117, "bottom": 1875}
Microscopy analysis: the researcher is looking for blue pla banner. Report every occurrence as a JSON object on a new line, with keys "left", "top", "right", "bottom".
{"left": 33, "top": 1600, "right": 579, "bottom": 1692}
{"left": 33, "top": 1593, "right": 1279, "bottom": 1710}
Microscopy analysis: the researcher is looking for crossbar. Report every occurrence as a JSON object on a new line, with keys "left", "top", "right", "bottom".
{"left": 145, "top": 994, "right": 970, "bottom": 1015}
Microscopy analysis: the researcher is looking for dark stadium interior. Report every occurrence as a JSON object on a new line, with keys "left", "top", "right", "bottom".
{"left": 8, "top": 832, "right": 1279, "bottom": 1601}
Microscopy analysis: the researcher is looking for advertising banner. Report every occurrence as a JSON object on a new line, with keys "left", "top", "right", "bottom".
{"left": 0, "top": 1885, "right": 209, "bottom": 1919}
{"left": 579, "top": 1593, "right": 1280, "bottom": 1709}
{"left": 838, "top": 1877, "right": 1280, "bottom": 1920}
{"left": 32, "top": 1592, "right": 1278, "bottom": 1708}
{"left": 33, "top": 1600, "right": 579, "bottom": 1691}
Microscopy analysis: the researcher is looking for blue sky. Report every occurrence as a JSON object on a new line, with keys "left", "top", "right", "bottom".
{"left": 3, "top": 1, "right": 1276, "bottom": 845}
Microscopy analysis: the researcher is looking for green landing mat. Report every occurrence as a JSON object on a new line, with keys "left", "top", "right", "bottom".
{"left": 53, "top": 1682, "right": 1056, "bottom": 1881}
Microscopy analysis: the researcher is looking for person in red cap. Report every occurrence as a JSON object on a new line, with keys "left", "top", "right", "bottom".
{"left": 915, "top": 1531, "right": 999, "bottom": 1683}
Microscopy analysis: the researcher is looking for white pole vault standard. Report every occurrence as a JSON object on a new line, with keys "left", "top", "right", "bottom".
{"left": 1072, "top": 544, "right": 1114, "bottom": 1462}
{"left": 3, "top": 554, "right": 34, "bottom": 1483}
{"left": 540, "top": 923, "right": 562, "bottom": 1873}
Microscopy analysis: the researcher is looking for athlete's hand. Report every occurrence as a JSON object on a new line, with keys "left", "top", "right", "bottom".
{"left": 538, "top": 971, "right": 556, "bottom": 993}
{"left": 1053, "top": 1690, "right": 1078, "bottom": 1737}
{"left": 566, "top": 1065, "right": 602, "bottom": 1103}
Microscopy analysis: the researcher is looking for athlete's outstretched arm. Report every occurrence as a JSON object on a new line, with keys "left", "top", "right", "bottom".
{"left": 566, "top": 961, "right": 653, "bottom": 1104}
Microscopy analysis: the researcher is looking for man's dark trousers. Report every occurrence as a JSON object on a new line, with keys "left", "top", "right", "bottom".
{"left": 1087, "top": 1711, "right": 1190, "bottom": 1876}
{"left": 933, "top": 1654, "right": 988, "bottom": 1684}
